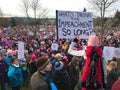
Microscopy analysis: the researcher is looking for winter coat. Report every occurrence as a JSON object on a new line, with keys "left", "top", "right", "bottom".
{"left": 0, "top": 60, "right": 8, "bottom": 82}
{"left": 7, "top": 65, "right": 23, "bottom": 87}
{"left": 28, "top": 61, "right": 37, "bottom": 75}
{"left": 68, "top": 62, "right": 79, "bottom": 90}
{"left": 30, "top": 71, "right": 51, "bottom": 90}
{"left": 68, "top": 42, "right": 107, "bottom": 88}
{"left": 81, "top": 46, "right": 103, "bottom": 84}
{"left": 111, "top": 79, "right": 120, "bottom": 90}
{"left": 107, "top": 69, "right": 118, "bottom": 90}
{"left": 53, "top": 61, "right": 70, "bottom": 90}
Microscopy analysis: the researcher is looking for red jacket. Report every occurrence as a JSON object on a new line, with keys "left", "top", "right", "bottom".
{"left": 81, "top": 46, "right": 103, "bottom": 84}
{"left": 112, "top": 79, "right": 120, "bottom": 90}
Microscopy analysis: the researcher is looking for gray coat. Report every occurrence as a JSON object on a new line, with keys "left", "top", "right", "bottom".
{"left": 30, "top": 71, "right": 51, "bottom": 90}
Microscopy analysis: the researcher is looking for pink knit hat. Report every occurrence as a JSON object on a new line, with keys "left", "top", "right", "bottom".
{"left": 87, "top": 36, "right": 99, "bottom": 46}
{"left": 30, "top": 54, "right": 36, "bottom": 60}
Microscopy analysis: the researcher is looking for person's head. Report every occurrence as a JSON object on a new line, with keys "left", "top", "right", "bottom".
{"left": 54, "top": 61, "right": 64, "bottom": 71}
{"left": 10, "top": 57, "right": 19, "bottom": 65}
{"left": 88, "top": 35, "right": 99, "bottom": 46}
{"left": 6, "top": 50, "right": 13, "bottom": 57}
{"left": 55, "top": 53, "right": 63, "bottom": 61}
{"left": 107, "top": 61, "right": 117, "bottom": 72}
{"left": 30, "top": 54, "right": 36, "bottom": 61}
{"left": 36, "top": 56, "right": 52, "bottom": 73}
{"left": 71, "top": 56, "right": 80, "bottom": 65}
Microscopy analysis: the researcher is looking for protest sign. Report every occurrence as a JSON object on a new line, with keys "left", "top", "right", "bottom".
{"left": 103, "top": 46, "right": 120, "bottom": 60}
{"left": 56, "top": 10, "right": 95, "bottom": 39}
{"left": 114, "top": 48, "right": 120, "bottom": 58}
{"left": 18, "top": 41, "right": 24, "bottom": 59}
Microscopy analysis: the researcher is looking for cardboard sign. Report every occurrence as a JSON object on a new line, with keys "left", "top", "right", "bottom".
{"left": 56, "top": 10, "right": 95, "bottom": 39}
{"left": 18, "top": 41, "right": 24, "bottom": 59}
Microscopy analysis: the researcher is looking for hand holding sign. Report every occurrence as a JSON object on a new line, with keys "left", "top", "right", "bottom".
{"left": 73, "top": 37, "right": 79, "bottom": 43}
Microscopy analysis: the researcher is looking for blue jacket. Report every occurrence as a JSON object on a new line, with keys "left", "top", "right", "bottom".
{"left": 7, "top": 65, "right": 23, "bottom": 87}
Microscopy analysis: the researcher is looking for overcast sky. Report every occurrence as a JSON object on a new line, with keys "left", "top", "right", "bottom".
{"left": 0, "top": 0, "right": 119, "bottom": 18}
{"left": 0, "top": 0, "right": 87, "bottom": 17}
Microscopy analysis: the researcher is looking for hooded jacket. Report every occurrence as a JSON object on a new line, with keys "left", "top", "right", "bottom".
{"left": 7, "top": 65, "right": 23, "bottom": 87}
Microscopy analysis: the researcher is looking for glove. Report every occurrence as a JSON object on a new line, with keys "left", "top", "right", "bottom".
{"left": 73, "top": 38, "right": 79, "bottom": 43}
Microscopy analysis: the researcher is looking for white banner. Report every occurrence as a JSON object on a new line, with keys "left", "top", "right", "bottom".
{"left": 114, "top": 48, "right": 120, "bottom": 58}
{"left": 56, "top": 10, "right": 95, "bottom": 39}
{"left": 18, "top": 41, "right": 24, "bottom": 59}
{"left": 103, "top": 46, "right": 120, "bottom": 60}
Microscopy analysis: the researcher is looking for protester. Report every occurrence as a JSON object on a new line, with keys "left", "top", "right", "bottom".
{"left": 52, "top": 53, "right": 70, "bottom": 90}
{"left": 30, "top": 56, "right": 52, "bottom": 90}
{"left": 68, "top": 56, "right": 80, "bottom": 90}
{"left": 0, "top": 54, "right": 8, "bottom": 90}
{"left": 7, "top": 57, "right": 23, "bottom": 90}
{"left": 68, "top": 36, "right": 107, "bottom": 90}
{"left": 28, "top": 53, "right": 37, "bottom": 75}
{"left": 0, "top": 25, "right": 119, "bottom": 90}
{"left": 20, "top": 58, "right": 28, "bottom": 86}
{"left": 106, "top": 61, "right": 118, "bottom": 90}
{"left": 5, "top": 50, "right": 13, "bottom": 65}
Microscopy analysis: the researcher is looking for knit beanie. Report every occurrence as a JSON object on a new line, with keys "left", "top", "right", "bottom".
{"left": 54, "top": 61, "right": 64, "bottom": 71}
{"left": 36, "top": 56, "right": 50, "bottom": 70}
{"left": 88, "top": 35, "right": 99, "bottom": 46}
{"left": 30, "top": 54, "right": 36, "bottom": 60}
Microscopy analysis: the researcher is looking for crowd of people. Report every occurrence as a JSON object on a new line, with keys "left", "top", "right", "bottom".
{"left": 0, "top": 25, "right": 120, "bottom": 90}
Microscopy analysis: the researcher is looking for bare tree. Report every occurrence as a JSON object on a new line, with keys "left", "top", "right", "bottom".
{"left": 30, "top": 0, "right": 48, "bottom": 21}
{"left": 19, "top": 0, "right": 30, "bottom": 22}
{"left": 19, "top": 0, "right": 48, "bottom": 22}
{"left": 87, "top": 0, "right": 119, "bottom": 37}
{"left": 19, "top": 0, "right": 49, "bottom": 38}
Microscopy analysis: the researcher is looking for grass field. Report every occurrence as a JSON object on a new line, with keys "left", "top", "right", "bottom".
{"left": 7, "top": 82, "right": 30, "bottom": 90}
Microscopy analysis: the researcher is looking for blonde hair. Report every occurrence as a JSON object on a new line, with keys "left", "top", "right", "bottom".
{"left": 107, "top": 61, "right": 117, "bottom": 72}
{"left": 71, "top": 56, "right": 79, "bottom": 64}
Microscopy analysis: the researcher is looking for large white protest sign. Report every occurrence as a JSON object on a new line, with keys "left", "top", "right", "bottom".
{"left": 18, "top": 41, "right": 24, "bottom": 59}
{"left": 103, "top": 46, "right": 115, "bottom": 60}
{"left": 103, "top": 46, "right": 120, "bottom": 60}
{"left": 56, "top": 10, "right": 95, "bottom": 39}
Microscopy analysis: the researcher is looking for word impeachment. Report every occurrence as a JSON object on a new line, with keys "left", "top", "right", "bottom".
{"left": 58, "top": 20, "right": 93, "bottom": 28}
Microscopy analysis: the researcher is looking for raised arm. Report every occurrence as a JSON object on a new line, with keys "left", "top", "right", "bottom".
{"left": 68, "top": 37, "right": 86, "bottom": 58}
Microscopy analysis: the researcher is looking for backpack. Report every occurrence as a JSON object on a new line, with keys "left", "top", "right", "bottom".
{"left": 81, "top": 46, "right": 102, "bottom": 89}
